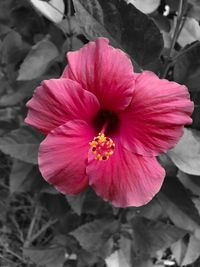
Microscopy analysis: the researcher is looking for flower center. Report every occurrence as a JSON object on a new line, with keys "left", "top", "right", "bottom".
{"left": 93, "top": 110, "right": 119, "bottom": 135}
{"left": 89, "top": 119, "right": 115, "bottom": 161}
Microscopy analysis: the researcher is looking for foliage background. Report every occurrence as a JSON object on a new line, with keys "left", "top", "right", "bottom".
{"left": 0, "top": 0, "right": 200, "bottom": 266}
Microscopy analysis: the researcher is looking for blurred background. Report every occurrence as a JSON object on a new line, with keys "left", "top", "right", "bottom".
{"left": 0, "top": 0, "right": 200, "bottom": 266}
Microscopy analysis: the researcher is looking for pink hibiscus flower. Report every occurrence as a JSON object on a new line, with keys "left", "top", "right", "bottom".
{"left": 25, "top": 38, "right": 193, "bottom": 207}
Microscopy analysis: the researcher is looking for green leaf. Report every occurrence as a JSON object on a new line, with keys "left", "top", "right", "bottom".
{"left": 9, "top": 159, "right": 34, "bottom": 193}
{"left": 0, "top": 186, "right": 9, "bottom": 222}
{"left": 125, "top": 0, "right": 160, "bottom": 14}
{"left": 190, "top": 89, "right": 200, "bottom": 130}
{"left": 158, "top": 176, "right": 200, "bottom": 233}
{"left": 0, "top": 0, "right": 12, "bottom": 23}
{"left": 182, "top": 235, "right": 200, "bottom": 266}
{"left": 23, "top": 246, "right": 66, "bottom": 267}
{"left": 77, "top": 249, "right": 100, "bottom": 267}
{"left": 72, "top": 0, "right": 164, "bottom": 68}
{"left": 0, "top": 107, "right": 16, "bottom": 122}
{"left": 174, "top": 42, "right": 200, "bottom": 92}
{"left": 193, "top": 197, "right": 200, "bottom": 214}
{"left": 10, "top": 3, "right": 44, "bottom": 41}
{"left": 70, "top": 219, "right": 119, "bottom": 258}
{"left": 130, "top": 217, "right": 187, "bottom": 257}
{"left": 131, "top": 259, "right": 155, "bottom": 267}
{"left": 119, "top": 234, "right": 155, "bottom": 267}
{"left": 150, "top": 11, "right": 171, "bottom": 32}
{"left": 1, "top": 30, "right": 23, "bottom": 65}
{"left": 0, "top": 76, "right": 55, "bottom": 107}
{"left": 192, "top": 104, "right": 200, "bottom": 130}
{"left": 168, "top": 128, "right": 200, "bottom": 175}
{"left": 158, "top": 153, "right": 177, "bottom": 177}
{"left": 72, "top": 0, "right": 107, "bottom": 38}
{"left": 188, "top": 0, "right": 200, "bottom": 20}
{"left": 118, "top": 1, "right": 164, "bottom": 67}
{"left": 105, "top": 250, "right": 131, "bottom": 267}
{"left": 66, "top": 191, "right": 86, "bottom": 216}
{"left": 171, "top": 239, "right": 187, "bottom": 266}
{"left": 17, "top": 37, "right": 59, "bottom": 80}
{"left": 62, "top": 36, "right": 84, "bottom": 55}
{"left": 24, "top": 165, "right": 55, "bottom": 194}
{"left": 58, "top": 211, "right": 81, "bottom": 234}
{"left": 83, "top": 189, "right": 113, "bottom": 216}
{"left": 177, "top": 171, "right": 200, "bottom": 197}
{"left": 0, "top": 23, "right": 11, "bottom": 37}
{"left": 176, "top": 18, "right": 200, "bottom": 47}
{"left": 0, "top": 79, "right": 40, "bottom": 107}
{"left": 67, "top": 188, "right": 113, "bottom": 216}
{"left": 0, "top": 126, "right": 43, "bottom": 164}
{"left": 30, "top": 0, "right": 65, "bottom": 24}
{"left": 40, "top": 194, "right": 69, "bottom": 219}
{"left": 58, "top": 16, "right": 81, "bottom": 36}
{"left": 119, "top": 235, "right": 132, "bottom": 266}
{"left": 127, "top": 198, "right": 163, "bottom": 221}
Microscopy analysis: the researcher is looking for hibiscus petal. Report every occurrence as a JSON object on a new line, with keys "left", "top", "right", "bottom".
{"left": 86, "top": 140, "right": 165, "bottom": 207}
{"left": 39, "top": 120, "right": 95, "bottom": 194}
{"left": 62, "top": 38, "right": 135, "bottom": 111}
{"left": 119, "top": 71, "right": 194, "bottom": 156}
{"left": 25, "top": 78, "right": 100, "bottom": 134}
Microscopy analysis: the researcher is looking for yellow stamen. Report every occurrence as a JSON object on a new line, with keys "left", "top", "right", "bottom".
{"left": 89, "top": 133, "right": 115, "bottom": 161}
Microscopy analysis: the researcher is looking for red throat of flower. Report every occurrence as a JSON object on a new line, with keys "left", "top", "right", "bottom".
{"left": 89, "top": 119, "right": 115, "bottom": 161}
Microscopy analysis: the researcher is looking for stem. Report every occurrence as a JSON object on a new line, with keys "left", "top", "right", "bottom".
{"left": 10, "top": 216, "right": 24, "bottom": 243}
{"left": 160, "top": 59, "right": 173, "bottom": 79}
{"left": 27, "top": 219, "right": 57, "bottom": 245}
{"left": 26, "top": 206, "right": 40, "bottom": 243}
{"left": 176, "top": 14, "right": 187, "bottom": 42}
{"left": 67, "top": 0, "right": 72, "bottom": 17}
{"left": 169, "top": 0, "right": 184, "bottom": 57}
{"left": 67, "top": 0, "right": 73, "bottom": 50}
{"left": 24, "top": 204, "right": 40, "bottom": 248}
{"left": 0, "top": 253, "right": 14, "bottom": 265}
{"left": 6, "top": 248, "right": 26, "bottom": 263}
{"left": 160, "top": 0, "right": 187, "bottom": 78}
